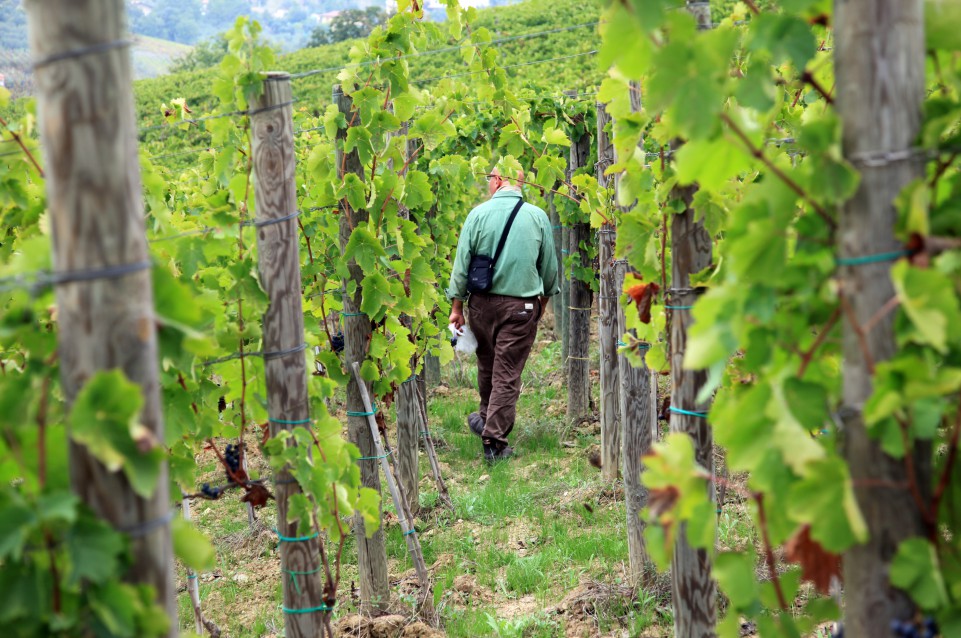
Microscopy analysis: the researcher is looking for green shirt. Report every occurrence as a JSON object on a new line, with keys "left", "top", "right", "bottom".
{"left": 447, "top": 188, "right": 560, "bottom": 300}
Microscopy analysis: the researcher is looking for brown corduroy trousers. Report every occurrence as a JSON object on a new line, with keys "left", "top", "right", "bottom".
{"left": 467, "top": 293, "right": 542, "bottom": 448}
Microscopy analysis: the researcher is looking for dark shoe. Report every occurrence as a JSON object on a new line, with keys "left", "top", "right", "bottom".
{"left": 468, "top": 412, "right": 485, "bottom": 437}
{"left": 483, "top": 442, "right": 514, "bottom": 465}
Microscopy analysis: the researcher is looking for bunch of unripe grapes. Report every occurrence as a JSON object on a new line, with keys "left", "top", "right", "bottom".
{"left": 224, "top": 443, "right": 242, "bottom": 483}
{"left": 891, "top": 617, "right": 939, "bottom": 638}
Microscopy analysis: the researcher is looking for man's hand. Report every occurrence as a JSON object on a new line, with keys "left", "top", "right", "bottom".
{"left": 538, "top": 296, "right": 549, "bottom": 321}
{"left": 449, "top": 299, "right": 466, "bottom": 330}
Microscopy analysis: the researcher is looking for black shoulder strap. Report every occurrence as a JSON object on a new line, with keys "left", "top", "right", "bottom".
{"left": 492, "top": 198, "right": 524, "bottom": 266}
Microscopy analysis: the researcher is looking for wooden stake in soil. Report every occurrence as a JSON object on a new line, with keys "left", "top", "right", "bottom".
{"left": 182, "top": 496, "right": 221, "bottom": 637}
{"left": 567, "top": 116, "right": 593, "bottom": 422}
{"left": 393, "top": 122, "right": 422, "bottom": 516}
{"left": 350, "top": 364, "right": 433, "bottom": 603}
{"left": 835, "top": 1, "right": 929, "bottom": 634}
{"left": 183, "top": 497, "right": 204, "bottom": 634}
{"left": 668, "top": 7, "right": 716, "bottom": 634}
{"left": 335, "top": 83, "right": 390, "bottom": 613}
{"left": 415, "top": 382, "right": 455, "bottom": 510}
{"left": 546, "top": 192, "right": 567, "bottom": 361}
{"left": 559, "top": 89, "right": 578, "bottom": 366}
{"left": 609, "top": 82, "right": 654, "bottom": 579}
{"left": 251, "top": 73, "right": 328, "bottom": 636}
{"left": 421, "top": 204, "right": 442, "bottom": 391}
{"left": 668, "top": 192, "right": 716, "bottom": 637}
{"left": 25, "top": 1, "right": 176, "bottom": 630}
{"left": 596, "top": 102, "right": 621, "bottom": 481}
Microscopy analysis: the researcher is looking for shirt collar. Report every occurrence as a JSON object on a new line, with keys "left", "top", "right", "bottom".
{"left": 491, "top": 187, "right": 523, "bottom": 200}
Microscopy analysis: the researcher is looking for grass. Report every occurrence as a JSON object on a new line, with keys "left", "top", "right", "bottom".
{"left": 175, "top": 316, "right": 748, "bottom": 637}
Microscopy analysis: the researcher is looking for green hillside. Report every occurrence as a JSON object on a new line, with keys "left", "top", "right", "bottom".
{"left": 133, "top": 0, "right": 604, "bottom": 157}
{"left": 131, "top": 35, "right": 194, "bottom": 79}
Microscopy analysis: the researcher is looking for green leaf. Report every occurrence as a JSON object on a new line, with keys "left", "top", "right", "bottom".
{"left": 749, "top": 14, "right": 817, "bottom": 71}
{"left": 345, "top": 126, "right": 374, "bottom": 166}
{"left": 344, "top": 227, "right": 387, "bottom": 272}
{"left": 897, "top": 179, "right": 931, "bottom": 237}
{"left": 36, "top": 491, "right": 78, "bottom": 524}
{"left": 69, "top": 371, "right": 165, "bottom": 499}
{"left": 542, "top": 127, "right": 571, "bottom": 147}
{"left": 891, "top": 538, "right": 949, "bottom": 610}
{"left": 0, "top": 495, "right": 34, "bottom": 560}
{"left": 89, "top": 581, "right": 138, "bottom": 637}
{"left": 891, "top": 260, "right": 961, "bottom": 353}
{"left": 714, "top": 551, "right": 760, "bottom": 610}
{"left": 404, "top": 170, "right": 435, "bottom": 211}
{"left": 807, "top": 156, "right": 860, "bottom": 203}
{"left": 342, "top": 173, "right": 367, "bottom": 211}
{"left": 781, "top": 378, "right": 829, "bottom": 433}
{"left": 675, "top": 137, "right": 751, "bottom": 192}
{"left": 599, "top": 4, "right": 653, "bottom": 79}
{"left": 359, "top": 271, "right": 395, "bottom": 322}
{"left": 172, "top": 517, "right": 217, "bottom": 571}
{"left": 797, "top": 114, "right": 840, "bottom": 154}
{"left": 65, "top": 513, "right": 124, "bottom": 585}
{"left": 788, "top": 459, "right": 868, "bottom": 553}
{"left": 153, "top": 265, "right": 202, "bottom": 330}
{"left": 323, "top": 104, "right": 346, "bottom": 140}
{"left": 926, "top": 0, "right": 961, "bottom": 50}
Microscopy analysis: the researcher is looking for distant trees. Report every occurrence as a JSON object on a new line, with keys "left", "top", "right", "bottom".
{"left": 129, "top": 1, "right": 203, "bottom": 44}
{"left": 169, "top": 34, "right": 231, "bottom": 73}
{"left": 0, "top": 0, "right": 29, "bottom": 50}
{"left": 307, "top": 7, "right": 388, "bottom": 47}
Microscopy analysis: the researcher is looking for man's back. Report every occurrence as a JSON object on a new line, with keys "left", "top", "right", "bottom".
{"left": 448, "top": 188, "right": 558, "bottom": 301}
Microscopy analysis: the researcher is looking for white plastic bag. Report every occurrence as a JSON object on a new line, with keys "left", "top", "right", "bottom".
{"left": 449, "top": 323, "right": 478, "bottom": 355}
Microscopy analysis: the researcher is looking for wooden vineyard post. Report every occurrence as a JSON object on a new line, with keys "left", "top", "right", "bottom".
{"left": 835, "top": 2, "right": 929, "bottom": 635}
{"left": 596, "top": 102, "right": 621, "bottom": 480}
{"left": 25, "top": 1, "right": 176, "bottom": 631}
{"left": 394, "top": 122, "right": 421, "bottom": 516}
{"left": 182, "top": 498, "right": 204, "bottom": 634}
{"left": 668, "top": 6, "right": 716, "bottom": 634}
{"left": 559, "top": 90, "right": 577, "bottom": 366}
{"left": 334, "top": 84, "right": 390, "bottom": 613}
{"left": 668, "top": 188, "right": 716, "bottom": 637}
{"left": 350, "top": 364, "right": 432, "bottom": 601}
{"left": 182, "top": 496, "right": 219, "bottom": 636}
{"left": 250, "top": 73, "right": 327, "bottom": 635}
{"left": 609, "top": 82, "right": 654, "bottom": 580}
{"left": 546, "top": 193, "right": 566, "bottom": 356}
{"left": 566, "top": 113, "right": 593, "bottom": 422}
{"left": 422, "top": 203, "right": 442, "bottom": 390}
{"left": 393, "top": 126, "right": 453, "bottom": 513}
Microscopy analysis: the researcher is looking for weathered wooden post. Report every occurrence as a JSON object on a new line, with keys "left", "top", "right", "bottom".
{"left": 394, "top": 122, "right": 422, "bottom": 517}
{"left": 183, "top": 496, "right": 204, "bottom": 635}
{"left": 612, "top": 81, "right": 653, "bottom": 580}
{"left": 567, "top": 114, "right": 593, "bottom": 422}
{"left": 422, "top": 206, "right": 441, "bottom": 389}
{"left": 251, "top": 72, "right": 327, "bottom": 636}
{"left": 25, "top": 1, "right": 176, "bottom": 631}
{"left": 668, "top": 5, "right": 717, "bottom": 635}
{"left": 558, "top": 90, "right": 577, "bottom": 365}
{"left": 351, "top": 364, "right": 431, "bottom": 591}
{"left": 335, "top": 83, "right": 390, "bottom": 613}
{"left": 668, "top": 183, "right": 716, "bottom": 637}
{"left": 546, "top": 192, "right": 566, "bottom": 354}
{"left": 836, "top": 1, "right": 929, "bottom": 635}
{"left": 596, "top": 102, "right": 621, "bottom": 480}
{"left": 182, "top": 496, "right": 218, "bottom": 636}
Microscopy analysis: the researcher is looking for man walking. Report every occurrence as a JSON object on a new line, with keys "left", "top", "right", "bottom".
{"left": 448, "top": 169, "right": 559, "bottom": 463}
